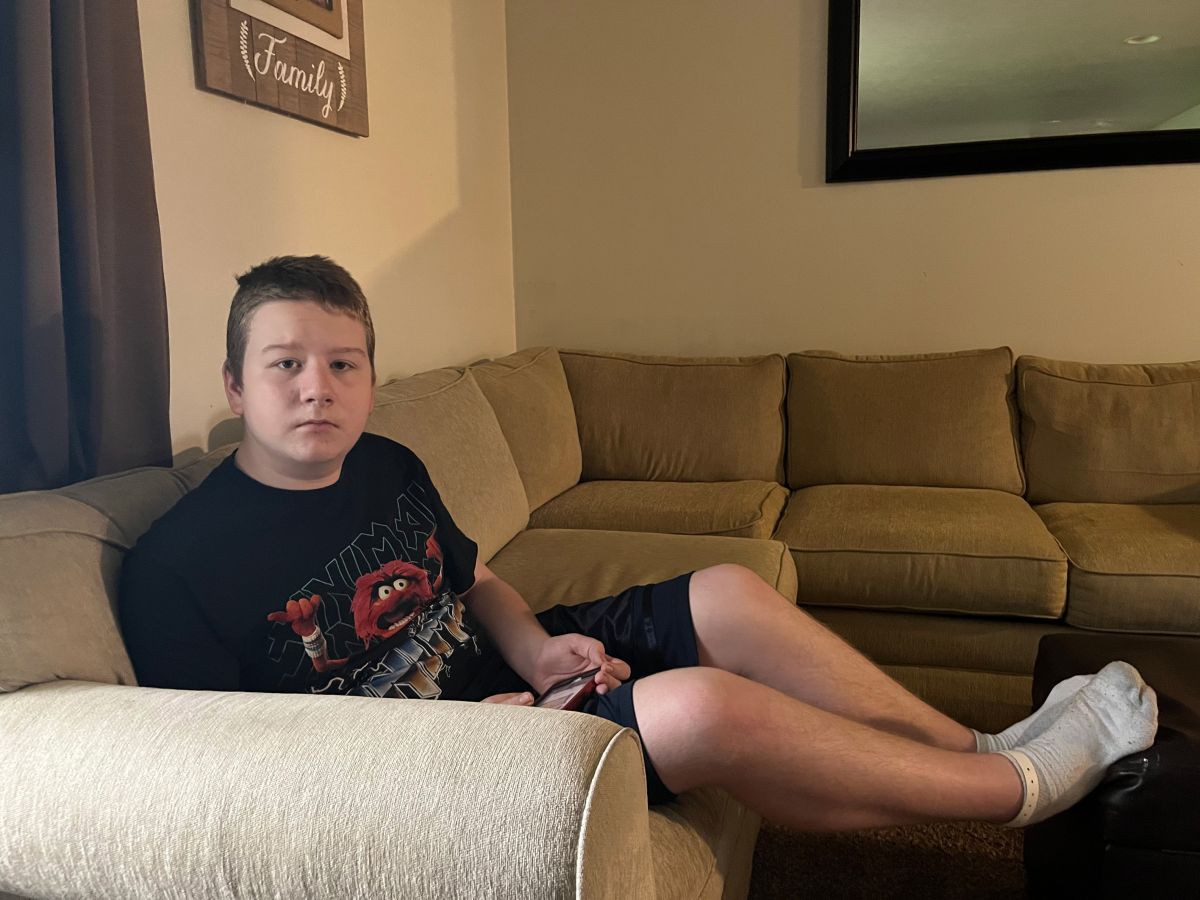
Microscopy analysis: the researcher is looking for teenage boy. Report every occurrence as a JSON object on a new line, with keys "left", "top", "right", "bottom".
{"left": 119, "top": 256, "right": 1158, "bottom": 830}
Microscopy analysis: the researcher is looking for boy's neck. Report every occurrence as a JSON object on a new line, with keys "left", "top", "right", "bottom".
{"left": 233, "top": 442, "right": 345, "bottom": 490}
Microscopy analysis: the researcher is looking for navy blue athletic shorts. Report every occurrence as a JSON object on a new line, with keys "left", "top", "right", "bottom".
{"left": 459, "top": 571, "right": 699, "bottom": 805}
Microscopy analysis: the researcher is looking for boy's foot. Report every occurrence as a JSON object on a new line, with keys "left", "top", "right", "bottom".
{"left": 998, "top": 661, "right": 1158, "bottom": 828}
{"left": 973, "top": 674, "right": 1092, "bottom": 752}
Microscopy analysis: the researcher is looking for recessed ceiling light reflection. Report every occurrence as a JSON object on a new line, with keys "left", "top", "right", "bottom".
{"left": 1123, "top": 34, "right": 1162, "bottom": 45}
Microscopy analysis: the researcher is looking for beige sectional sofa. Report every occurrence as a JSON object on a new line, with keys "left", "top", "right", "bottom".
{"left": 1, "top": 345, "right": 1197, "bottom": 900}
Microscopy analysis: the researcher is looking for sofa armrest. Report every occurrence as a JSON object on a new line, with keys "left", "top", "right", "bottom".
{"left": 0, "top": 681, "right": 654, "bottom": 899}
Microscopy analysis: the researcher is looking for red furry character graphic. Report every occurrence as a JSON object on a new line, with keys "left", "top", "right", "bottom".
{"left": 267, "top": 532, "right": 445, "bottom": 672}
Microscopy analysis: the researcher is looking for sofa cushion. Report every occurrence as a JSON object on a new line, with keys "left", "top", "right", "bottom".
{"left": 527, "top": 480, "right": 788, "bottom": 539}
{"left": 774, "top": 485, "right": 1066, "bottom": 618}
{"left": 650, "top": 787, "right": 759, "bottom": 900}
{"left": 560, "top": 350, "right": 786, "bottom": 483}
{"left": 470, "top": 347, "right": 582, "bottom": 512}
{"left": 786, "top": 348, "right": 1024, "bottom": 493}
{"left": 487, "top": 529, "right": 798, "bottom": 613}
{"left": 1018, "top": 356, "right": 1200, "bottom": 504}
{"left": 1036, "top": 502, "right": 1200, "bottom": 634}
{"left": 0, "top": 449, "right": 239, "bottom": 693}
{"left": 367, "top": 368, "right": 528, "bottom": 562}
{"left": 0, "top": 470, "right": 163, "bottom": 692}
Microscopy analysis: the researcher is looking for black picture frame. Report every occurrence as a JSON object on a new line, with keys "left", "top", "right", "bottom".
{"left": 826, "top": 0, "right": 1200, "bottom": 183}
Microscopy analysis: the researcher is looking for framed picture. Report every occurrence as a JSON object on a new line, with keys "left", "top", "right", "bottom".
{"left": 190, "top": 0, "right": 368, "bottom": 136}
{"left": 261, "top": 0, "right": 343, "bottom": 39}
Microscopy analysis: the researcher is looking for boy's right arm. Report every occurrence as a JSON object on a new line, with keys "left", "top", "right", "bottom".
{"left": 118, "top": 554, "right": 241, "bottom": 691}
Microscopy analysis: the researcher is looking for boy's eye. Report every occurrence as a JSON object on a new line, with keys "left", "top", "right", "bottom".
{"left": 275, "top": 359, "right": 300, "bottom": 371}
{"left": 332, "top": 360, "right": 355, "bottom": 371}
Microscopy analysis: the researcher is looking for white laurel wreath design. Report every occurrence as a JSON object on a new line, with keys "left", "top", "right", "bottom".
{"left": 337, "top": 62, "right": 347, "bottom": 111}
{"left": 239, "top": 20, "right": 254, "bottom": 81}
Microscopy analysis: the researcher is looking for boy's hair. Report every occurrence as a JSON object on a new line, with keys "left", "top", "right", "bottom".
{"left": 225, "top": 255, "right": 376, "bottom": 385}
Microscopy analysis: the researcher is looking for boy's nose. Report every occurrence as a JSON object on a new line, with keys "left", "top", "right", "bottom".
{"left": 300, "top": 369, "right": 335, "bottom": 404}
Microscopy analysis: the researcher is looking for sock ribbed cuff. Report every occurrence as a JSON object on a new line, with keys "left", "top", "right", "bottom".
{"left": 971, "top": 728, "right": 991, "bottom": 753}
{"left": 997, "top": 749, "right": 1039, "bottom": 828}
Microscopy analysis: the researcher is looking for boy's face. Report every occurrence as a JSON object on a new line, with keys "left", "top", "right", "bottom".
{"left": 223, "top": 299, "right": 375, "bottom": 488}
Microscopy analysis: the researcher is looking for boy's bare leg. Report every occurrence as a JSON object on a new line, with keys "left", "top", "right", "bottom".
{"left": 632, "top": 667, "right": 1021, "bottom": 831}
{"left": 632, "top": 663, "right": 1157, "bottom": 831}
{"left": 686, "top": 564, "right": 976, "bottom": 750}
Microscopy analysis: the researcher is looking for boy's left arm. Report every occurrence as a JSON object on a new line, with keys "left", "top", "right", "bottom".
{"left": 462, "top": 558, "right": 629, "bottom": 696}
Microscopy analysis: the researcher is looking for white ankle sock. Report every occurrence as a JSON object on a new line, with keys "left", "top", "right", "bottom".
{"left": 997, "top": 660, "right": 1158, "bottom": 828}
{"left": 973, "top": 674, "right": 1093, "bottom": 752}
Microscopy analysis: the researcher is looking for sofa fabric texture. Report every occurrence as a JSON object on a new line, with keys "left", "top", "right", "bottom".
{"left": 811, "top": 607, "right": 1069, "bottom": 673}
{"left": 649, "top": 789, "right": 760, "bottom": 900}
{"left": 1036, "top": 502, "right": 1200, "bottom": 635}
{"left": 469, "top": 347, "right": 583, "bottom": 512}
{"left": 488, "top": 528, "right": 798, "bottom": 616}
{"left": 528, "top": 479, "right": 789, "bottom": 539}
{"left": 0, "top": 491, "right": 140, "bottom": 694}
{"left": 1018, "top": 356, "right": 1200, "bottom": 504}
{"left": 367, "top": 368, "right": 529, "bottom": 562}
{"left": 560, "top": 350, "right": 787, "bottom": 484}
{"left": 0, "top": 681, "right": 658, "bottom": 900}
{"left": 786, "top": 348, "right": 1025, "bottom": 494}
{"left": 774, "top": 485, "right": 1067, "bottom": 618}
{"left": 0, "top": 450, "right": 230, "bottom": 694}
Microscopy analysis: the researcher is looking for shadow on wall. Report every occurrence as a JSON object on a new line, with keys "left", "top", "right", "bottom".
{"left": 174, "top": 1, "right": 513, "bottom": 464}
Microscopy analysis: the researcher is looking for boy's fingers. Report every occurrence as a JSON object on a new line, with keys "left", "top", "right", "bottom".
{"left": 607, "top": 656, "right": 631, "bottom": 682}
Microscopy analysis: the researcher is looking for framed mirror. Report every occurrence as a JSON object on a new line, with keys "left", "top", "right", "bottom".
{"left": 827, "top": 0, "right": 1200, "bottom": 182}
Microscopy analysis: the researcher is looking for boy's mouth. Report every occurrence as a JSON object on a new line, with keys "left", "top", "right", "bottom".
{"left": 298, "top": 419, "right": 337, "bottom": 430}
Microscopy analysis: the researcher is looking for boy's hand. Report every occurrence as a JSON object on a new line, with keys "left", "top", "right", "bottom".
{"left": 481, "top": 691, "right": 534, "bottom": 705}
{"left": 532, "top": 634, "right": 631, "bottom": 696}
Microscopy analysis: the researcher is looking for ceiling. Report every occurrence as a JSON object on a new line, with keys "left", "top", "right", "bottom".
{"left": 856, "top": 0, "right": 1200, "bottom": 149}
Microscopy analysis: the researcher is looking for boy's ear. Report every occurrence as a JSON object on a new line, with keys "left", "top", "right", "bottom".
{"left": 222, "top": 362, "right": 245, "bottom": 417}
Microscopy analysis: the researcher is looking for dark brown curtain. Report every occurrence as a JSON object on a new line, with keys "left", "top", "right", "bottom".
{"left": 0, "top": 0, "right": 170, "bottom": 494}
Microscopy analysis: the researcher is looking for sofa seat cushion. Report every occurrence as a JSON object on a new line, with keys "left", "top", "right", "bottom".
{"left": 650, "top": 788, "right": 760, "bottom": 900}
{"left": 1036, "top": 503, "right": 1200, "bottom": 634}
{"left": 527, "top": 480, "right": 789, "bottom": 539}
{"left": 487, "top": 529, "right": 798, "bottom": 613}
{"left": 367, "top": 368, "right": 529, "bottom": 562}
{"left": 470, "top": 348, "right": 583, "bottom": 512}
{"left": 774, "top": 485, "right": 1066, "bottom": 618}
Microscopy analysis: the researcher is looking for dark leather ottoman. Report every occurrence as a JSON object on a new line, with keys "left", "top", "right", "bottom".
{"left": 1024, "top": 633, "right": 1200, "bottom": 899}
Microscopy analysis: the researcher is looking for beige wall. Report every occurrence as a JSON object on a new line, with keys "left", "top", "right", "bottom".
{"left": 139, "top": 0, "right": 515, "bottom": 458}
{"left": 506, "top": 0, "right": 1200, "bottom": 363}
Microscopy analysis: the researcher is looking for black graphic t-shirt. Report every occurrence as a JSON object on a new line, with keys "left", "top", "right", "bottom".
{"left": 118, "top": 433, "right": 485, "bottom": 700}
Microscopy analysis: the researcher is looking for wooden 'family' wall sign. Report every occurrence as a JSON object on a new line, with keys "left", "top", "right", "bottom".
{"left": 190, "top": 0, "right": 368, "bottom": 136}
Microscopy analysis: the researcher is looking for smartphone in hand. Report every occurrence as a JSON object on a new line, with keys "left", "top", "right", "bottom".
{"left": 533, "top": 667, "right": 602, "bottom": 711}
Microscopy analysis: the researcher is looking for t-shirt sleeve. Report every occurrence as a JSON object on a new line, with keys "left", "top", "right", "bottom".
{"left": 409, "top": 454, "right": 479, "bottom": 595}
{"left": 118, "top": 551, "right": 241, "bottom": 691}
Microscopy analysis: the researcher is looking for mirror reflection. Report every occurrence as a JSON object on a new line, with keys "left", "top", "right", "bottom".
{"left": 856, "top": 0, "right": 1200, "bottom": 150}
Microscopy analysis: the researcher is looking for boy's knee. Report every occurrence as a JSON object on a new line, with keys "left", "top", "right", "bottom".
{"left": 692, "top": 563, "right": 766, "bottom": 598}
{"left": 636, "top": 668, "right": 747, "bottom": 750}
{"left": 690, "top": 564, "right": 782, "bottom": 628}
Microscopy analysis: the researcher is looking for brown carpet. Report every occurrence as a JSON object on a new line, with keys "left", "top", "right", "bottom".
{"left": 747, "top": 820, "right": 1027, "bottom": 899}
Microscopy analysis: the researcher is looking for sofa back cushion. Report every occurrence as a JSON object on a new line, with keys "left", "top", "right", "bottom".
{"left": 470, "top": 348, "right": 582, "bottom": 512}
{"left": 787, "top": 348, "right": 1025, "bottom": 493}
{"left": 0, "top": 451, "right": 230, "bottom": 693}
{"left": 1018, "top": 356, "right": 1200, "bottom": 503}
{"left": 367, "top": 368, "right": 528, "bottom": 561}
{"left": 559, "top": 350, "right": 787, "bottom": 483}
